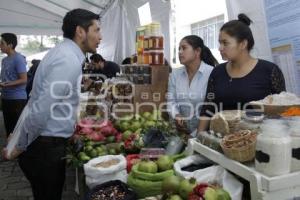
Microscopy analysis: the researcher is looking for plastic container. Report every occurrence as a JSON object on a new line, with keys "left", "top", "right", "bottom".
{"left": 289, "top": 117, "right": 300, "bottom": 172}
{"left": 149, "top": 50, "right": 164, "bottom": 65}
{"left": 255, "top": 120, "right": 291, "bottom": 176}
{"left": 165, "top": 136, "right": 185, "bottom": 155}
{"left": 291, "top": 135, "right": 300, "bottom": 172}
{"left": 150, "top": 22, "right": 161, "bottom": 36}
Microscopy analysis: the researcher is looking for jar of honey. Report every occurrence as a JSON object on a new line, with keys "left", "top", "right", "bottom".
{"left": 143, "top": 50, "right": 150, "bottom": 64}
{"left": 149, "top": 36, "right": 164, "bottom": 50}
{"left": 149, "top": 50, "right": 164, "bottom": 65}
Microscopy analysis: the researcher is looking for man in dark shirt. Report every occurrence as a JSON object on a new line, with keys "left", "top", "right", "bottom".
{"left": 90, "top": 53, "right": 120, "bottom": 80}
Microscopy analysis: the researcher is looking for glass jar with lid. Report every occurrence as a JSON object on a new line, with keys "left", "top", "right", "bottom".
{"left": 149, "top": 50, "right": 164, "bottom": 65}
{"left": 149, "top": 36, "right": 164, "bottom": 50}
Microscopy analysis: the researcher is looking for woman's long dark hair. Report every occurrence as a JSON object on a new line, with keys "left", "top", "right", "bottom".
{"left": 181, "top": 35, "right": 218, "bottom": 67}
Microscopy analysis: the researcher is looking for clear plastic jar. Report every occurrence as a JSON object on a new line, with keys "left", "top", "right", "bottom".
{"left": 150, "top": 22, "right": 161, "bottom": 36}
{"left": 255, "top": 120, "right": 291, "bottom": 176}
{"left": 291, "top": 135, "right": 300, "bottom": 172}
{"left": 289, "top": 118, "right": 300, "bottom": 172}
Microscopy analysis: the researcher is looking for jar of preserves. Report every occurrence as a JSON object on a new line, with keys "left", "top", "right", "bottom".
{"left": 149, "top": 36, "right": 164, "bottom": 50}
{"left": 149, "top": 50, "right": 164, "bottom": 65}
{"left": 143, "top": 36, "right": 149, "bottom": 50}
{"left": 143, "top": 50, "right": 150, "bottom": 64}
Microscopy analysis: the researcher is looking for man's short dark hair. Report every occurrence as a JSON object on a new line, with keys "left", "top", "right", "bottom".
{"left": 90, "top": 53, "right": 105, "bottom": 63}
{"left": 62, "top": 8, "right": 100, "bottom": 39}
{"left": 1, "top": 33, "right": 17, "bottom": 49}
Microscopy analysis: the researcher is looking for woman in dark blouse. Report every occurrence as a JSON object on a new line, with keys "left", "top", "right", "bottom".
{"left": 197, "top": 13, "right": 286, "bottom": 132}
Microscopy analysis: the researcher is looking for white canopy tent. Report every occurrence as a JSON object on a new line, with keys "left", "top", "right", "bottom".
{"left": 0, "top": 0, "right": 171, "bottom": 64}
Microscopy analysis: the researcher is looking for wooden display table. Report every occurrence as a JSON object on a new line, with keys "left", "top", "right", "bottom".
{"left": 188, "top": 138, "right": 300, "bottom": 200}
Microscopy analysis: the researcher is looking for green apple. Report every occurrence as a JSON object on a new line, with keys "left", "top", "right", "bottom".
{"left": 78, "top": 152, "right": 90, "bottom": 161}
{"left": 120, "top": 121, "right": 130, "bottom": 131}
{"left": 157, "top": 155, "right": 174, "bottom": 171}
{"left": 134, "top": 113, "right": 142, "bottom": 120}
{"left": 204, "top": 187, "right": 218, "bottom": 200}
{"left": 106, "top": 135, "right": 115, "bottom": 143}
{"left": 138, "top": 161, "right": 158, "bottom": 173}
{"left": 88, "top": 149, "right": 98, "bottom": 158}
{"left": 130, "top": 121, "right": 141, "bottom": 132}
{"left": 145, "top": 120, "right": 156, "bottom": 128}
{"left": 108, "top": 149, "right": 116, "bottom": 155}
{"left": 122, "top": 130, "right": 133, "bottom": 140}
{"left": 142, "top": 111, "right": 152, "bottom": 119}
{"left": 135, "top": 128, "right": 142, "bottom": 135}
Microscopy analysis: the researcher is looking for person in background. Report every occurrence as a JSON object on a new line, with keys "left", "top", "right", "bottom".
{"left": 198, "top": 13, "right": 286, "bottom": 132}
{"left": 121, "top": 57, "right": 131, "bottom": 65}
{"left": 167, "top": 35, "right": 218, "bottom": 135}
{"left": 0, "top": 33, "right": 27, "bottom": 137}
{"left": 26, "top": 59, "right": 41, "bottom": 98}
{"left": 90, "top": 53, "right": 120, "bottom": 80}
{"left": 3, "top": 9, "right": 102, "bottom": 200}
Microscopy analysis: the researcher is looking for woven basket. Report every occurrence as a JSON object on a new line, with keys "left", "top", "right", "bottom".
{"left": 221, "top": 131, "right": 257, "bottom": 162}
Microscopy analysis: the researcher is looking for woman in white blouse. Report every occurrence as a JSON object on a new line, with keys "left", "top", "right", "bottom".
{"left": 167, "top": 35, "right": 218, "bottom": 135}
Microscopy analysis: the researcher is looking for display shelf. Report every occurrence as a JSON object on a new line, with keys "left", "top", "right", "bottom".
{"left": 188, "top": 138, "right": 300, "bottom": 200}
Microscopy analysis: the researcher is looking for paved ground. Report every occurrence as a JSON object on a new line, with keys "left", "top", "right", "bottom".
{"left": 0, "top": 112, "right": 79, "bottom": 200}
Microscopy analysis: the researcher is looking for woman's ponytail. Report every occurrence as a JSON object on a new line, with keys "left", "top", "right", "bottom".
{"left": 202, "top": 46, "right": 218, "bottom": 67}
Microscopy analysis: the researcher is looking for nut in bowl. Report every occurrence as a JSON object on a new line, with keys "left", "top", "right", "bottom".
{"left": 221, "top": 130, "right": 257, "bottom": 162}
